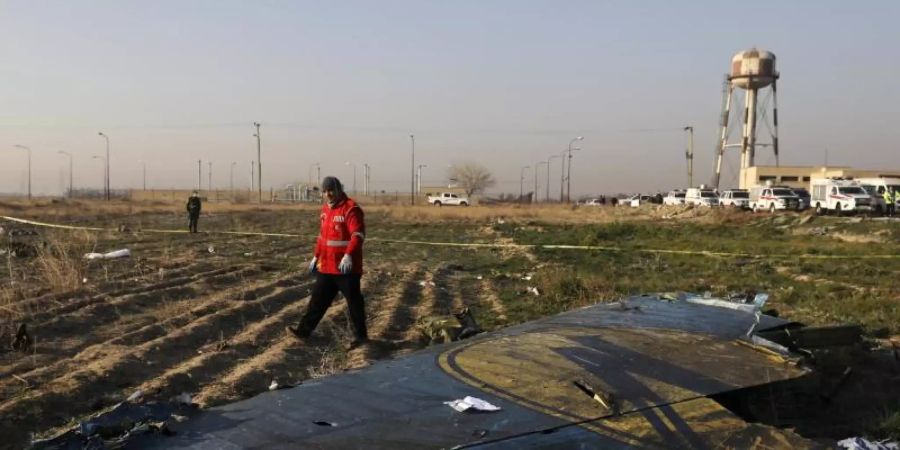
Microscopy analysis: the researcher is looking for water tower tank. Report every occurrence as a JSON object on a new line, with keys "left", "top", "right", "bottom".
{"left": 729, "top": 48, "right": 777, "bottom": 89}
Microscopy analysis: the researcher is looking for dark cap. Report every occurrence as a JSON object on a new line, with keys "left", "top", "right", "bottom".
{"left": 321, "top": 176, "right": 343, "bottom": 193}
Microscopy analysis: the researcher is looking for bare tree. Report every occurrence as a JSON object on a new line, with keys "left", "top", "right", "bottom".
{"left": 448, "top": 162, "right": 496, "bottom": 197}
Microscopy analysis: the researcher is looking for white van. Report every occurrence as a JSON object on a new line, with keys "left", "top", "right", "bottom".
{"left": 685, "top": 188, "right": 719, "bottom": 207}
{"left": 719, "top": 189, "right": 750, "bottom": 208}
{"left": 810, "top": 179, "right": 873, "bottom": 215}
{"left": 856, "top": 177, "right": 900, "bottom": 214}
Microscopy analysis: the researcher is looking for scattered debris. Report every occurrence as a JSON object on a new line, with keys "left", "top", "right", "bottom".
{"left": 520, "top": 273, "right": 533, "bottom": 281}
{"left": 11, "top": 323, "right": 32, "bottom": 352}
{"left": 173, "top": 392, "right": 193, "bottom": 406}
{"left": 312, "top": 421, "right": 337, "bottom": 427}
{"left": 417, "top": 308, "right": 482, "bottom": 343}
{"left": 526, "top": 287, "right": 540, "bottom": 296}
{"left": 207, "top": 245, "right": 215, "bottom": 254}
{"left": 418, "top": 280, "right": 436, "bottom": 287}
{"left": 444, "top": 396, "right": 501, "bottom": 413}
{"left": 837, "top": 437, "right": 899, "bottom": 450}
{"left": 573, "top": 380, "right": 618, "bottom": 414}
{"left": 84, "top": 249, "right": 132, "bottom": 260}
{"left": 475, "top": 275, "right": 483, "bottom": 280}
{"left": 126, "top": 390, "right": 144, "bottom": 403}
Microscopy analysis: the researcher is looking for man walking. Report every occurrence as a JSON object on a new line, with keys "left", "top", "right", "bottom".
{"left": 287, "top": 176, "right": 369, "bottom": 348}
{"left": 186, "top": 191, "right": 202, "bottom": 233}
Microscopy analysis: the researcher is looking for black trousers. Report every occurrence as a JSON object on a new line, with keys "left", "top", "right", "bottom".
{"left": 296, "top": 273, "right": 367, "bottom": 340}
{"left": 188, "top": 213, "right": 199, "bottom": 233}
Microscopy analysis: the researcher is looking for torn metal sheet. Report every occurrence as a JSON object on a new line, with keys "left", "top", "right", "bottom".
{"left": 131, "top": 294, "right": 817, "bottom": 449}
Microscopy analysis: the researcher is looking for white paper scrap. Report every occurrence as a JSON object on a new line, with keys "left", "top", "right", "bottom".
{"left": 444, "top": 396, "right": 501, "bottom": 413}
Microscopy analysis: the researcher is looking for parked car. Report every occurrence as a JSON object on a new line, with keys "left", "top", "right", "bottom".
{"left": 719, "top": 189, "right": 750, "bottom": 208}
{"left": 619, "top": 194, "right": 653, "bottom": 207}
{"left": 791, "top": 187, "right": 811, "bottom": 210}
{"left": 749, "top": 186, "right": 800, "bottom": 212}
{"left": 685, "top": 188, "right": 720, "bottom": 207}
{"left": 583, "top": 198, "right": 604, "bottom": 206}
{"left": 663, "top": 191, "right": 686, "bottom": 206}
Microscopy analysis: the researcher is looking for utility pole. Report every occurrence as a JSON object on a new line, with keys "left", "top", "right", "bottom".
{"left": 250, "top": 161, "right": 255, "bottom": 192}
{"left": 58, "top": 151, "right": 73, "bottom": 197}
{"left": 363, "top": 163, "right": 370, "bottom": 196}
{"left": 409, "top": 133, "right": 415, "bottom": 205}
{"left": 14, "top": 145, "right": 31, "bottom": 200}
{"left": 520, "top": 165, "right": 530, "bottom": 203}
{"left": 98, "top": 132, "right": 110, "bottom": 200}
{"left": 534, "top": 162, "right": 546, "bottom": 204}
{"left": 197, "top": 160, "right": 202, "bottom": 192}
{"left": 684, "top": 126, "right": 694, "bottom": 187}
{"left": 208, "top": 161, "right": 212, "bottom": 192}
{"left": 253, "top": 122, "right": 261, "bottom": 203}
{"left": 140, "top": 160, "right": 146, "bottom": 190}
{"left": 417, "top": 164, "right": 427, "bottom": 195}
{"left": 230, "top": 162, "right": 236, "bottom": 193}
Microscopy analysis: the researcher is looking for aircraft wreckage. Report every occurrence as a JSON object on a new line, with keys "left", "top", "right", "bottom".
{"left": 39, "top": 293, "right": 855, "bottom": 449}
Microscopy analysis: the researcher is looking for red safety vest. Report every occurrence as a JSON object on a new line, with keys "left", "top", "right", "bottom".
{"left": 314, "top": 196, "right": 365, "bottom": 274}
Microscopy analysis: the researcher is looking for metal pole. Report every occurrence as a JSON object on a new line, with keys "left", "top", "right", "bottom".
{"left": 230, "top": 162, "right": 236, "bottom": 192}
{"left": 364, "top": 163, "right": 370, "bottom": 195}
{"left": 253, "top": 122, "right": 261, "bottom": 203}
{"left": 566, "top": 136, "right": 583, "bottom": 203}
{"left": 198, "top": 160, "right": 202, "bottom": 192}
{"left": 98, "top": 132, "right": 110, "bottom": 200}
{"left": 59, "top": 151, "right": 73, "bottom": 197}
{"left": 250, "top": 161, "right": 254, "bottom": 192}
{"left": 409, "top": 133, "right": 415, "bottom": 205}
{"left": 684, "top": 126, "right": 694, "bottom": 187}
{"left": 208, "top": 161, "right": 212, "bottom": 192}
{"left": 520, "top": 165, "right": 530, "bottom": 203}
{"left": 14, "top": 145, "right": 31, "bottom": 200}
{"left": 316, "top": 164, "right": 321, "bottom": 187}
{"left": 417, "top": 164, "right": 427, "bottom": 196}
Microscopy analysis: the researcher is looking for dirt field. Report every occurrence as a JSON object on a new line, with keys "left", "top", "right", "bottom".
{"left": 1, "top": 199, "right": 899, "bottom": 448}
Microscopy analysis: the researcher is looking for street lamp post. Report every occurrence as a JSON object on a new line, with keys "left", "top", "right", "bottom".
{"left": 416, "top": 164, "right": 427, "bottom": 196}
{"left": 345, "top": 162, "right": 357, "bottom": 195}
{"left": 409, "top": 133, "right": 415, "bottom": 205}
{"left": 197, "top": 160, "right": 202, "bottom": 192}
{"left": 14, "top": 145, "right": 31, "bottom": 200}
{"left": 253, "top": 122, "right": 261, "bottom": 203}
{"left": 565, "top": 136, "right": 584, "bottom": 203}
{"left": 98, "top": 132, "right": 110, "bottom": 201}
{"left": 520, "top": 165, "right": 530, "bottom": 203}
{"left": 92, "top": 155, "right": 105, "bottom": 195}
{"left": 534, "top": 162, "right": 547, "bottom": 204}
{"left": 58, "top": 150, "right": 73, "bottom": 198}
{"left": 250, "top": 161, "right": 255, "bottom": 192}
{"left": 547, "top": 154, "right": 562, "bottom": 202}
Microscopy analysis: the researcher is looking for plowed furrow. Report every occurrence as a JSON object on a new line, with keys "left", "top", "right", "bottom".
{"left": 0, "top": 281, "right": 315, "bottom": 445}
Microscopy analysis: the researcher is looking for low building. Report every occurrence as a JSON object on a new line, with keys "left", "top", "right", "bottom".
{"left": 740, "top": 165, "right": 900, "bottom": 189}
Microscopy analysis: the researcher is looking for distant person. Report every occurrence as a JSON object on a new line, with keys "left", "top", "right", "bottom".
{"left": 611, "top": 197, "right": 618, "bottom": 207}
{"left": 654, "top": 192, "right": 663, "bottom": 204}
{"left": 287, "top": 176, "right": 369, "bottom": 349}
{"left": 186, "top": 191, "right": 202, "bottom": 233}
{"left": 885, "top": 187, "right": 896, "bottom": 217}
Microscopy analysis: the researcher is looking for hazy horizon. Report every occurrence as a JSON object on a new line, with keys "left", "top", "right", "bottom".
{"left": 2, "top": 1, "right": 898, "bottom": 198}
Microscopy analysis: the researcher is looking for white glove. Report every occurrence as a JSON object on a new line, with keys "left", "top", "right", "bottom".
{"left": 308, "top": 257, "right": 318, "bottom": 275}
{"left": 338, "top": 254, "right": 353, "bottom": 274}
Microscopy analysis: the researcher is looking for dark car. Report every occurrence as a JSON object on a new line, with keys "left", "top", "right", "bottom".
{"left": 792, "top": 187, "right": 811, "bottom": 210}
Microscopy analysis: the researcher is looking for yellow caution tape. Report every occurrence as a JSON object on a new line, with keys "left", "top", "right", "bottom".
{"left": 2, "top": 215, "right": 898, "bottom": 260}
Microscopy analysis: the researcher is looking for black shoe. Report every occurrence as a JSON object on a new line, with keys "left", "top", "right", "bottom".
{"left": 286, "top": 325, "right": 311, "bottom": 341}
{"left": 347, "top": 337, "right": 370, "bottom": 350}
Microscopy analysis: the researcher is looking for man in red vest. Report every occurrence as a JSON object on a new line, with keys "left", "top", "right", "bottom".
{"left": 287, "top": 176, "right": 369, "bottom": 348}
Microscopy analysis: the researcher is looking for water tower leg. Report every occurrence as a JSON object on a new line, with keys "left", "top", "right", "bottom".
{"left": 713, "top": 81, "right": 734, "bottom": 189}
{"left": 772, "top": 79, "right": 780, "bottom": 167}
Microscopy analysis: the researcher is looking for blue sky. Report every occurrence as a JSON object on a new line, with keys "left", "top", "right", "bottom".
{"left": 1, "top": 0, "right": 898, "bottom": 196}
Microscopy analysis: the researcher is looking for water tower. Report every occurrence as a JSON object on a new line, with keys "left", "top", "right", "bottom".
{"left": 712, "top": 48, "right": 780, "bottom": 189}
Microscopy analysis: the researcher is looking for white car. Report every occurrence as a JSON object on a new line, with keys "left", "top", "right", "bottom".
{"left": 619, "top": 194, "right": 653, "bottom": 207}
{"left": 685, "top": 188, "right": 720, "bottom": 207}
{"left": 582, "top": 198, "right": 604, "bottom": 206}
{"left": 719, "top": 189, "right": 750, "bottom": 208}
{"left": 427, "top": 192, "right": 470, "bottom": 206}
{"left": 663, "top": 191, "right": 686, "bottom": 206}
